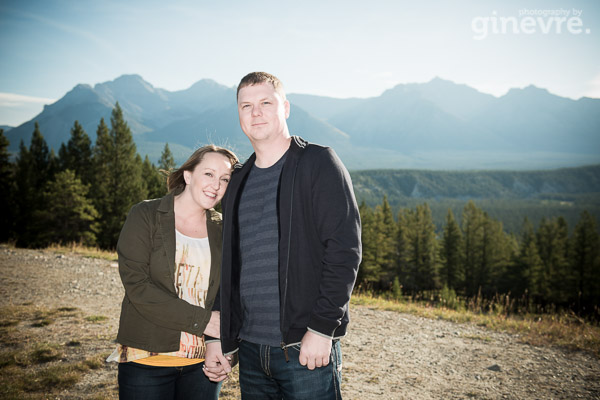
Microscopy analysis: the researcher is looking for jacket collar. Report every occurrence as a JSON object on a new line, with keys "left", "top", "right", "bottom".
{"left": 236, "top": 135, "right": 307, "bottom": 175}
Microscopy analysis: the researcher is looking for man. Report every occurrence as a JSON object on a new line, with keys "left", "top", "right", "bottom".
{"left": 205, "top": 72, "right": 361, "bottom": 399}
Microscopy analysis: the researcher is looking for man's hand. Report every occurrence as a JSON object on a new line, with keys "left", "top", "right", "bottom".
{"left": 299, "top": 330, "right": 332, "bottom": 370}
{"left": 203, "top": 342, "right": 232, "bottom": 382}
{"left": 203, "top": 311, "right": 220, "bottom": 338}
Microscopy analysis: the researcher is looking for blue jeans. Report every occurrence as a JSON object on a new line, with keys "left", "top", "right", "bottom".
{"left": 118, "top": 361, "right": 222, "bottom": 400}
{"left": 238, "top": 340, "right": 343, "bottom": 400}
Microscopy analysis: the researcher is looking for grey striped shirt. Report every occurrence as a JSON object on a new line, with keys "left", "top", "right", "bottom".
{"left": 238, "top": 153, "right": 286, "bottom": 346}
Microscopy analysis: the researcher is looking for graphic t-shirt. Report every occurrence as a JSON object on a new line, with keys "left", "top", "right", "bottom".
{"left": 107, "top": 229, "right": 212, "bottom": 366}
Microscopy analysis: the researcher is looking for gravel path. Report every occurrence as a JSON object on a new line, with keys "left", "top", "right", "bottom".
{"left": 1, "top": 246, "right": 599, "bottom": 399}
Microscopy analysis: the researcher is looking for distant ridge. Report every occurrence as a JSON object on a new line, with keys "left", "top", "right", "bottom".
{"left": 351, "top": 164, "right": 600, "bottom": 202}
{"left": 351, "top": 164, "right": 600, "bottom": 234}
{"left": 5, "top": 75, "right": 600, "bottom": 170}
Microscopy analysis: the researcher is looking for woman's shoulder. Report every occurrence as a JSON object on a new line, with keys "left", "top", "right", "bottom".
{"left": 126, "top": 195, "right": 170, "bottom": 222}
{"left": 131, "top": 197, "right": 162, "bottom": 213}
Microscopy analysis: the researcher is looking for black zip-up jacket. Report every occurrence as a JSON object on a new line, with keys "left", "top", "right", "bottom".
{"left": 219, "top": 136, "right": 362, "bottom": 354}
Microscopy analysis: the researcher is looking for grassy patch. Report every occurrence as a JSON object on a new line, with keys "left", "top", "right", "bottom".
{"left": 31, "top": 318, "right": 53, "bottom": 327}
{"left": 462, "top": 334, "right": 492, "bottom": 342}
{"left": 351, "top": 293, "right": 600, "bottom": 357}
{"left": 58, "top": 307, "right": 79, "bottom": 312}
{"left": 219, "top": 366, "right": 240, "bottom": 400}
{"left": 30, "top": 343, "right": 62, "bottom": 363}
{"left": 21, "top": 364, "right": 83, "bottom": 392}
{"left": 85, "top": 315, "right": 108, "bottom": 323}
{"left": 0, "top": 320, "right": 19, "bottom": 328}
{"left": 0, "top": 349, "right": 106, "bottom": 397}
{"left": 0, "top": 351, "right": 19, "bottom": 368}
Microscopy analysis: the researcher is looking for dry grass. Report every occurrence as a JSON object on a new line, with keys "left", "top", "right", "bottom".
{"left": 46, "top": 242, "right": 118, "bottom": 261}
{"left": 0, "top": 303, "right": 115, "bottom": 399}
{"left": 351, "top": 293, "right": 600, "bottom": 358}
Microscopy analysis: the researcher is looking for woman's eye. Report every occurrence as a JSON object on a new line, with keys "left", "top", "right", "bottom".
{"left": 222, "top": 178, "right": 230, "bottom": 183}
{"left": 205, "top": 172, "right": 213, "bottom": 177}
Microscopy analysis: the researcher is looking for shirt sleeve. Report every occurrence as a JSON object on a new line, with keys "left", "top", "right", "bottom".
{"left": 306, "top": 147, "right": 362, "bottom": 337}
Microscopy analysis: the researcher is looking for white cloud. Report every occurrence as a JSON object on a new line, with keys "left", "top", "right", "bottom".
{"left": 583, "top": 72, "right": 600, "bottom": 99}
{"left": 0, "top": 93, "right": 56, "bottom": 108}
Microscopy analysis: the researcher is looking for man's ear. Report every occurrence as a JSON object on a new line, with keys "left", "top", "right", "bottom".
{"left": 284, "top": 99, "right": 290, "bottom": 119}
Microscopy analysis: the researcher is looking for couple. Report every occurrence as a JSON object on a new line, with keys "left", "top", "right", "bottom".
{"left": 109, "top": 72, "right": 362, "bottom": 400}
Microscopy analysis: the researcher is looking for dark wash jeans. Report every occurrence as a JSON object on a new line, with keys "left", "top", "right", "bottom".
{"left": 118, "top": 361, "right": 221, "bottom": 400}
{"left": 238, "top": 340, "right": 343, "bottom": 400}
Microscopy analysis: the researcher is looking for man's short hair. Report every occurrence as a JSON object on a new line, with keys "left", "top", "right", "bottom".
{"left": 237, "top": 72, "right": 286, "bottom": 101}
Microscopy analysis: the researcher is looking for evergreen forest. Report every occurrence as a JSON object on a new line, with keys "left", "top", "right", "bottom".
{"left": 1, "top": 104, "right": 598, "bottom": 317}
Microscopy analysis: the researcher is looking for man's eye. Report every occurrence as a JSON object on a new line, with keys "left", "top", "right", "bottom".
{"left": 222, "top": 178, "right": 230, "bottom": 183}
{"left": 205, "top": 172, "right": 213, "bottom": 177}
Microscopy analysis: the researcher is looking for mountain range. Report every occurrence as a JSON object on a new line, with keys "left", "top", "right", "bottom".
{"left": 5, "top": 74, "right": 600, "bottom": 170}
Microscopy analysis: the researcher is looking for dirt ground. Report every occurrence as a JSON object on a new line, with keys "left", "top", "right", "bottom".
{"left": 1, "top": 246, "right": 599, "bottom": 399}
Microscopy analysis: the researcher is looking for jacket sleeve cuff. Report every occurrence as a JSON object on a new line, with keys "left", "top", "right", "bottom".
{"left": 307, "top": 327, "right": 334, "bottom": 339}
{"left": 307, "top": 315, "right": 340, "bottom": 338}
{"left": 204, "top": 335, "right": 219, "bottom": 342}
{"left": 189, "top": 306, "right": 212, "bottom": 335}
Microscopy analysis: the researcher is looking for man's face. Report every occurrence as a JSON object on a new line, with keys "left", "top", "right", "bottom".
{"left": 237, "top": 82, "right": 290, "bottom": 144}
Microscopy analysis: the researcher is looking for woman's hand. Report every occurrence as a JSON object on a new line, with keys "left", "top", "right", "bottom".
{"left": 203, "top": 342, "right": 232, "bottom": 382}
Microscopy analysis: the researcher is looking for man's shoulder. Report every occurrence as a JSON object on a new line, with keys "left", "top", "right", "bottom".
{"left": 293, "top": 136, "right": 332, "bottom": 159}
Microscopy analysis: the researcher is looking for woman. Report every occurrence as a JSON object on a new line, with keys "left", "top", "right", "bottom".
{"left": 107, "top": 145, "right": 238, "bottom": 400}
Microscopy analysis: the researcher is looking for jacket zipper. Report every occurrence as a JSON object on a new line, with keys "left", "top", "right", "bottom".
{"left": 280, "top": 160, "right": 299, "bottom": 362}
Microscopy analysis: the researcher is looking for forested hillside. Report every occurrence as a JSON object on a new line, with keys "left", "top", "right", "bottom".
{"left": 351, "top": 167, "right": 600, "bottom": 234}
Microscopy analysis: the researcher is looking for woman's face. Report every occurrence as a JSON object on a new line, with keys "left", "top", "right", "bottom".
{"left": 183, "top": 152, "right": 232, "bottom": 210}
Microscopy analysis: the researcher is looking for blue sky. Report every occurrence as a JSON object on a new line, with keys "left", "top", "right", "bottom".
{"left": 1, "top": 0, "right": 599, "bottom": 126}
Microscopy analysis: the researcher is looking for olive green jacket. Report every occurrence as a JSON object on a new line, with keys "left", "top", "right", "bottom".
{"left": 115, "top": 190, "right": 222, "bottom": 353}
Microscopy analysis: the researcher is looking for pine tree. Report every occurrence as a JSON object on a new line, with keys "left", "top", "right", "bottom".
{"left": 461, "top": 201, "right": 509, "bottom": 297}
{"left": 142, "top": 155, "right": 166, "bottom": 199}
{"left": 479, "top": 212, "right": 509, "bottom": 296}
{"left": 90, "top": 118, "right": 111, "bottom": 213}
{"left": 35, "top": 169, "right": 99, "bottom": 246}
{"left": 515, "top": 218, "right": 544, "bottom": 303}
{"left": 159, "top": 142, "right": 176, "bottom": 172}
{"left": 395, "top": 208, "right": 410, "bottom": 288}
{"left": 462, "top": 201, "right": 484, "bottom": 296}
{"left": 571, "top": 211, "right": 600, "bottom": 311}
{"left": 440, "top": 208, "right": 464, "bottom": 291}
{"left": 14, "top": 123, "right": 55, "bottom": 246}
{"left": 536, "top": 217, "right": 571, "bottom": 305}
{"left": 374, "top": 196, "right": 397, "bottom": 285}
{"left": 357, "top": 201, "right": 381, "bottom": 285}
{"left": 58, "top": 120, "right": 93, "bottom": 184}
{"left": 0, "top": 129, "right": 15, "bottom": 241}
{"left": 91, "top": 104, "right": 146, "bottom": 248}
{"left": 403, "top": 203, "right": 439, "bottom": 292}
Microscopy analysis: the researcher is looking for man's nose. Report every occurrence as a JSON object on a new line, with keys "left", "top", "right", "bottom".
{"left": 251, "top": 105, "right": 262, "bottom": 116}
